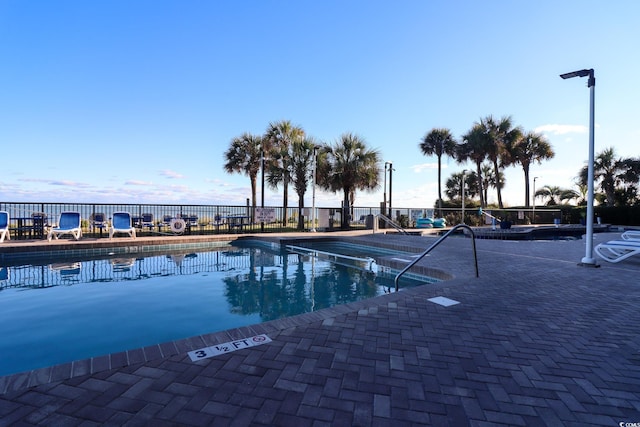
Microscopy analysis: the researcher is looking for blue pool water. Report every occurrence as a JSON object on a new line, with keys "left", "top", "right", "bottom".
{"left": 0, "top": 241, "right": 430, "bottom": 376}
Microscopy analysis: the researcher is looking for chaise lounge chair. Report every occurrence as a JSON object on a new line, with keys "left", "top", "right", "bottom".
{"left": 109, "top": 212, "right": 137, "bottom": 239}
{"left": 594, "top": 239, "right": 640, "bottom": 263}
{"left": 621, "top": 230, "right": 640, "bottom": 241}
{"left": 90, "top": 212, "right": 108, "bottom": 235}
{"left": 185, "top": 214, "right": 199, "bottom": 230}
{"left": 47, "top": 211, "right": 82, "bottom": 241}
{"left": 0, "top": 211, "right": 10, "bottom": 243}
{"left": 140, "top": 213, "right": 155, "bottom": 232}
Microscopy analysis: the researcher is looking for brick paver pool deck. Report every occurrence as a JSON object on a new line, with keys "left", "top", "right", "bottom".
{"left": 1, "top": 229, "right": 639, "bottom": 426}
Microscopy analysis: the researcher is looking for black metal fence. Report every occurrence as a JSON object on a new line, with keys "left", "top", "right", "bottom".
{"left": 0, "top": 201, "right": 563, "bottom": 240}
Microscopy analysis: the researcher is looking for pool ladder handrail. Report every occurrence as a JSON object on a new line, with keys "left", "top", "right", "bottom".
{"left": 375, "top": 214, "right": 409, "bottom": 235}
{"left": 394, "top": 224, "right": 479, "bottom": 291}
{"left": 286, "top": 244, "right": 377, "bottom": 271}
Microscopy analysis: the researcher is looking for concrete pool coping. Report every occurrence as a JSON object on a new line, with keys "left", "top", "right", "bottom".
{"left": 1, "top": 229, "right": 640, "bottom": 424}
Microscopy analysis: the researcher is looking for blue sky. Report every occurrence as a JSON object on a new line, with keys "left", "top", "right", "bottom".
{"left": 1, "top": 1, "right": 638, "bottom": 209}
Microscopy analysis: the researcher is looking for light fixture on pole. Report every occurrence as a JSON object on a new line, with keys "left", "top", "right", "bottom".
{"left": 532, "top": 176, "right": 538, "bottom": 224}
{"left": 461, "top": 170, "right": 467, "bottom": 224}
{"left": 310, "top": 145, "right": 320, "bottom": 232}
{"left": 560, "top": 68, "right": 598, "bottom": 267}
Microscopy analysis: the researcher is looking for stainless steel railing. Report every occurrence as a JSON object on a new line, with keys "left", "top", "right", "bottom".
{"left": 375, "top": 214, "right": 409, "bottom": 235}
{"left": 394, "top": 224, "right": 479, "bottom": 291}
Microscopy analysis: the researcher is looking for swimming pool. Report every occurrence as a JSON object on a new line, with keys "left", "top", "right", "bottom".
{"left": 288, "top": 240, "right": 414, "bottom": 258}
{"left": 0, "top": 241, "right": 432, "bottom": 376}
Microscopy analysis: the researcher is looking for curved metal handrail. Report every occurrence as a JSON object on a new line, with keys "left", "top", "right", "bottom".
{"left": 394, "top": 224, "right": 478, "bottom": 291}
{"left": 375, "top": 214, "right": 409, "bottom": 235}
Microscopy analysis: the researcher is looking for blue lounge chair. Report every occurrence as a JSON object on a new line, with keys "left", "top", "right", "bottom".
{"left": 47, "top": 212, "right": 82, "bottom": 241}
{"left": 186, "top": 214, "right": 199, "bottom": 229}
{"left": 161, "top": 215, "right": 173, "bottom": 230}
{"left": 0, "top": 211, "right": 9, "bottom": 243}
{"left": 140, "top": 213, "right": 154, "bottom": 232}
{"left": 109, "top": 212, "right": 137, "bottom": 239}
{"left": 90, "top": 212, "right": 108, "bottom": 235}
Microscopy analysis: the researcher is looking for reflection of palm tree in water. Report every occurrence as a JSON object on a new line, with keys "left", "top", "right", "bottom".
{"left": 222, "top": 248, "right": 381, "bottom": 321}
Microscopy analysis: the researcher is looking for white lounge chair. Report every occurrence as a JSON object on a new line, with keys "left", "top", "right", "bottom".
{"left": 621, "top": 230, "right": 640, "bottom": 241}
{"left": 0, "top": 211, "right": 10, "bottom": 243}
{"left": 110, "top": 212, "right": 136, "bottom": 239}
{"left": 47, "top": 212, "right": 82, "bottom": 241}
{"left": 594, "top": 239, "right": 640, "bottom": 263}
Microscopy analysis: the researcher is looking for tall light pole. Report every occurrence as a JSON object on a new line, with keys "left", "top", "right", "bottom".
{"left": 532, "top": 176, "right": 538, "bottom": 224}
{"left": 383, "top": 161, "right": 393, "bottom": 217}
{"left": 383, "top": 162, "right": 389, "bottom": 216}
{"left": 260, "top": 148, "right": 265, "bottom": 232}
{"left": 387, "top": 162, "right": 393, "bottom": 218}
{"left": 461, "top": 170, "right": 467, "bottom": 224}
{"left": 310, "top": 145, "right": 319, "bottom": 232}
{"left": 560, "top": 68, "right": 597, "bottom": 267}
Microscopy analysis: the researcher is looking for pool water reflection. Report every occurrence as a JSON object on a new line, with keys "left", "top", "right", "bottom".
{"left": 0, "top": 241, "right": 423, "bottom": 376}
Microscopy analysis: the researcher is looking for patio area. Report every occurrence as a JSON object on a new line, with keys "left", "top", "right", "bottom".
{"left": 1, "top": 230, "right": 639, "bottom": 425}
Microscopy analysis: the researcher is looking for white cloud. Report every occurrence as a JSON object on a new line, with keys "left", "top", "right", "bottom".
{"left": 160, "top": 170, "right": 185, "bottom": 179}
{"left": 125, "top": 180, "right": 154, "bottom": 186}
{"left": 18, "top": 178, "right": 50, "bottom": 183}
{"left": 49, "top": 180, "right": 82, "bottom": 187}
{"left": 535, "top": 124, "right": 587, "bottom": 135}
{"left": 410, "top": 162, "right": 439, "bottom": 173}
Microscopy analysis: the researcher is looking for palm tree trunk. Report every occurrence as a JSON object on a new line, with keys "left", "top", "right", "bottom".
{"left": 494, "top": 159, "right": 503, "bottom": 209}
{"left": 476, "top": 162, "right": 485, "bottom": 208}
{"left": 523, "top": 167, "right": 530, "bottom": 207}
{"left": 297, "top": 198, "right": 304, "bottom": 230}
{"left": 250, "top": 175, "right": 257, "bottom": 223}
{"left": 341, "top": 190, "right": 350, "bottom": 229}
{"left": 282, "top": 175, "right": 289, "bottom": 226}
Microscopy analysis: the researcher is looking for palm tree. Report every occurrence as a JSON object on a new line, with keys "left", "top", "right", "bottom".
{"left": 457, "top": 124, "right": 490, "bottom": 208}
{"left": 535, "top": 185, "right": 564, "bottom": 206}
{"left": 445, "top": 171, "right": 479, "bottom": 201}
{"left": 419, "top": 128, "right": 458, "bottom": 216}
{"left": 559, "top": 189, "right": 580, "bottom": 204}
{"left": 223, "top": 133, "right": 263, "bottom": 217}
{"left": 508, "top": 131, "right": 554, "bottom": 207}
{"left": 264, "top": 120, "right": 305, "bottom": 226}
{"left": 481, "top": 115, "right": 522, "bottom": 208}
{"left": 288, "top": 137, "right": 319, "bottom": 230}
{"left": 579, "top": 147, "right": 638, "bottom": 207}
{"left": 573, "top": 181, "right": 588, "bottom": 205}
{"left": 480, "top": 162, "right": 502, "bottom": 206}
{"left": 318, "top": 133, "right": 380, "bottom": 229}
